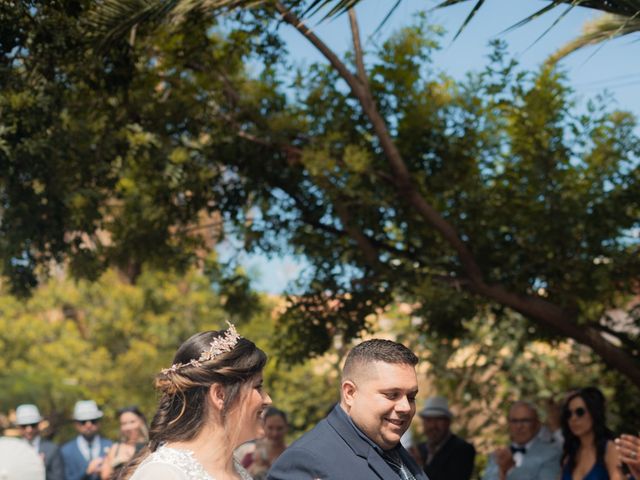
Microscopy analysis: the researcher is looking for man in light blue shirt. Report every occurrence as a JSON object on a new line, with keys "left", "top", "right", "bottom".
{"left": 483, "top": 401, "right": 561, "bottom": 480}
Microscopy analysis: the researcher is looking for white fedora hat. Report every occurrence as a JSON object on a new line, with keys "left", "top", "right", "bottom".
{"left": 72, "top": 400, "right": 103, "bottom": 422}
{"left": 419, "top": 396, "right": 453, "bottom": 419}
{"left": 15, "top": 404, "right": 43, "bottom": 426}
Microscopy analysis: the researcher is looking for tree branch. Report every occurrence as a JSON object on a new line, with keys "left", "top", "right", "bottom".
{"left": 275, "top": 0, "right": 640, "bottom": 388}
{"left": 274, "top": 0, "right": 484, "bottom": 283}
{"left": 348, "top": 9, "right": 369, "bottom": 91}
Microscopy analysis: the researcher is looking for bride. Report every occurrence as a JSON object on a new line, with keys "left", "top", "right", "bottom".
{"left": 121, "top": 323, "right": 271, "bottom": 480}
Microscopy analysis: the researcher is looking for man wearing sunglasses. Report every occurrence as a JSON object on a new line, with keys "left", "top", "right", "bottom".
{"left": 60, "top": 400, "right": 112, "bottom": 480}
{"left": 15, "top": 404, "right": 65, "bottom": 480}
{"left": 482, "top": 401, "right": 561, "bottom": 480}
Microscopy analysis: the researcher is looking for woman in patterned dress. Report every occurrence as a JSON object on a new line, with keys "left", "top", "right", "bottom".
{"left": 121, "top": 324, "right": 271, "bottom": 480}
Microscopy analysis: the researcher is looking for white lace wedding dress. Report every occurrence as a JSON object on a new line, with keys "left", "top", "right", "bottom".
{"left": 130, "top": 445, "right": 253, "bottom": 480}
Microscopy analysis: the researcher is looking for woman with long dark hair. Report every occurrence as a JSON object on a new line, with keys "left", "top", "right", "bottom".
{"left": 120, "top": 323, "right": 271, "bottom": 480}
{"left": 560, "top": 387, "right": 623, "bottom": 480}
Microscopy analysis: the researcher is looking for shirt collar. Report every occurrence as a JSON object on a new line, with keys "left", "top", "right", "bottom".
{"left": 511, "top": 435, "right": 537, "bottom": 451}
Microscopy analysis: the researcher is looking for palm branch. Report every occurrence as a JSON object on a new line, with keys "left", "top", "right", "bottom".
{"left": 548, "top": 12, "right": 640, "bottom": 62}
{"left": 435, "top": 0, "right": 640, "bottom": 57}
{"left": 87, "top": 0, "right": 640, "bottom": 54}
{"left": 85, "top": 0, "right": 265, "bottom": 48}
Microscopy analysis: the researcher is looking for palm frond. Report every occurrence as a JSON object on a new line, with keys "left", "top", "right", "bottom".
{"left": 547, "top": 12, "right": 640, "bottom": 62}
{"left": 86, "top": 0, "right": 640, "bottom": 53}
{"left": 500, "top": 1, "right": 574, "bottom": 33}
{"left": 517, "top": 3, "right": 578, "bottom": 51}
{"left": 301, "top": 0, "right": 360, "bottom": 19}
{"left": 86, "top": 0, "right": 262, "bottom": 49}
{"left": 576, "top": 0, "right": 640, "bottom": 16}
{"left": 440, "top": 0, "right": 640, "bottom": 17}
{"left": 453, "top": 0, "right": 486, "bottom": 41}
{"left": 85, "top": 0, "right": 177, "bottom": 48}
{"left": 371, "top": 0, "right": 403, "bottom": 36}
{"left": 435, "top": 0, "right": 640, "bottom": 39}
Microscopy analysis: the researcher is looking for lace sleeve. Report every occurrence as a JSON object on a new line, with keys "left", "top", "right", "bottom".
{"left": 130, "top": 461, "right": 187, "bottom": 480}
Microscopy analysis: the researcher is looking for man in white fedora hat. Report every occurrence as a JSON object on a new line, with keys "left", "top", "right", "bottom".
{"left": 15, "top": 404, "right": 64, "bottom": 480}
{"left": 60, "top": 400, "right": 112, "bottom": 480}
{"left": 416, "top": 396, "right": 475, "bottom": 480}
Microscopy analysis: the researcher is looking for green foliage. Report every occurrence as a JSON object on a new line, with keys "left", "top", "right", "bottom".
{"left": 0, "top": 266, "right": 343, "bottom": 440}
{"left": 0, "top": 267, "right": 231, "bottom": 439}
{"left": 1, "top": 3, "right": 638, "bottom": 384}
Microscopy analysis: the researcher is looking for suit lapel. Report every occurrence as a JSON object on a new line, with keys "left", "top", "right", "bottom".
{"left": 326, "top": 406, "right": 427, "bottom": 479}
{"left": 326, "top": 407, "right": 369, "bottom": 458}
{"left": 326, "top": 406, "right": 397, "bottom": 479}
{"left": 367, "top": 448, "right": 401, "bottom": 479}
{"left": 399, "top": 446, "right": 427, "bottom": 479}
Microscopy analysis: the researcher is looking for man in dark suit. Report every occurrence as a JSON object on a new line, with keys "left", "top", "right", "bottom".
{"left": 267, "top": 339, "right": 429, "bottom": 480}
{"left": 16, "top": 404, "right": 65, "bottom": 480}
{"left": 60, "top": 400, "right": 112, "bottom": 480}
{"left": 416, "top": 396, "right": 475, "bottom": 480}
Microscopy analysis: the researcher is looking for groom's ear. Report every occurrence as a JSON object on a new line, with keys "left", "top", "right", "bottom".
{"left": 341, "top": 380, "right": 357, "bottom": 407}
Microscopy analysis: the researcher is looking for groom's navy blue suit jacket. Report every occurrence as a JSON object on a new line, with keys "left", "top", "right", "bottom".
{"left": 267, "top": 405, "right": 429, "bottom": 480}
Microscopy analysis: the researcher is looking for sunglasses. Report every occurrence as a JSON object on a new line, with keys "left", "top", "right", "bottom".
{"left": 76, "top": 419, "right": 100, "bottom": 425}
{"left": 565, "top": 407, "right": 587, "bottom": 419}
{"left": 19, "top": 423, "right": 39, "bottom": 429}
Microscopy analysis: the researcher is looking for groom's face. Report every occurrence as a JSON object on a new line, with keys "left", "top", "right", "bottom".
{"left": 343, "top": 361, "right": 418, "bottom": 450}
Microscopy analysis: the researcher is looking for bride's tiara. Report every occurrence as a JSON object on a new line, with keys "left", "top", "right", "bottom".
{"left": 161, "top": 322, "right": 241, "bottom": 374}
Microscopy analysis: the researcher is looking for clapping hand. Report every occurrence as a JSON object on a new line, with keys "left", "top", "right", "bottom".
{"left": 615, "top": 434, "right": 640, "bottom": 479}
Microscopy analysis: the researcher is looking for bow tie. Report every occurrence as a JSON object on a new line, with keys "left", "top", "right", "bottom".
{"left": 510, "top": 445, "right": 527, "bottom": 454}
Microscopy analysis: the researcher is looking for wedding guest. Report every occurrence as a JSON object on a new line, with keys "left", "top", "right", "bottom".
{"left": 100, "top": 406, "right": 148, "bottom": 479}
{"left": 15, "top": 404, "right": 64, "bottom": 480}
{"left": 61, "top": 400, "right": 112, "bottom": 480}
{"left": 483, "top": 401, "right": 561, "bottom": 480}
{"left": 416, "top": 396, "right": 475, "bottom": 480}
{"left": 560, "top": 387, "right": 623, "bottom": 480}
{"left": 241, "top": 407, "right": 288, "bottom": 479}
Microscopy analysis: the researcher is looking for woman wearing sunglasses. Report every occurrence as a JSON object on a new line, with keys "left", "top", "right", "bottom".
{"left": 561, "top": 387, "right": 623, "bottom": 480}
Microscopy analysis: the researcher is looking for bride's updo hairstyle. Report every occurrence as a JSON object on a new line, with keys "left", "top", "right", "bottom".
{"left": 120, "top": 327, "right": 266, "bottom": 479}
{"left": 150, "top": 329, "right": 266, "bottom": 449}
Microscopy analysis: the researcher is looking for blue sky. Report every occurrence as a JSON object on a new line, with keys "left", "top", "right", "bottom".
{"left": 219, "top": 0, "right": 640, "bottom": 294}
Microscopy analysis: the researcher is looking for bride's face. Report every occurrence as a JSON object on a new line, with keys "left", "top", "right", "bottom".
{"left": 232, "top": 373, "right": 272, "bottom": 446}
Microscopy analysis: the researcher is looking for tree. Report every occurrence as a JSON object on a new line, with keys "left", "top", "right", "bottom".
{"left": 0, "top": 266, "right": 232, "bottom": 438}
{"left": 2, "top": 2, "right": 639, "bottom": 387}
{"left": 0, "top": 1, "right": 281, "bottom": 291}
{"left": 0, "top": 265, "right": 339, "bottom": 440}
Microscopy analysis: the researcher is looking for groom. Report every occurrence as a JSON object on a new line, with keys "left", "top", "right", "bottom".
{"left": 268, "top": 339, "right": 428, "bottom": 479}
